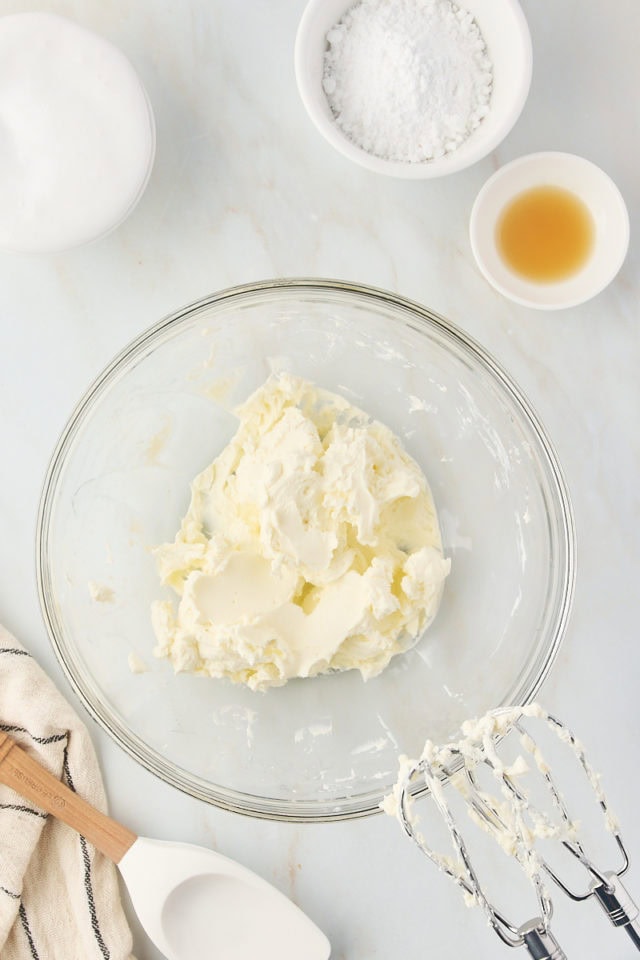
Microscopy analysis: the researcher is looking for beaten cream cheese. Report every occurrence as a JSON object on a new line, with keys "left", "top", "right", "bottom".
{"left": 152, "top": 373, "right": 450, "bottom": 690}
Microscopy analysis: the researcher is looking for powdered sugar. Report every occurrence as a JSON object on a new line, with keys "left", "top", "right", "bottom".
{"left": 323, "top": 0, "right": 493, "bottom": 164}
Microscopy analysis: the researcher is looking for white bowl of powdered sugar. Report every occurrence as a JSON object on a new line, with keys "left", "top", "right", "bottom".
{"left": 295, "top": 0, "right": 532, "bottom": 178}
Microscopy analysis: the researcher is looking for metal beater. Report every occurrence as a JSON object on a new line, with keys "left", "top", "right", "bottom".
{"left": 391, "top": 705, "right": 640, "bottom": 959}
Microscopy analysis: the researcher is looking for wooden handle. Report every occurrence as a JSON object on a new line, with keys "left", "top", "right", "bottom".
{"left": 0, "top": 732, "right": 137, "bottom": 864}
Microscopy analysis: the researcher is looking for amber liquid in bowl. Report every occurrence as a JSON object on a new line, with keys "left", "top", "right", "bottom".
{"left": 497, "top": 185, "right": 595, "bottom": 282}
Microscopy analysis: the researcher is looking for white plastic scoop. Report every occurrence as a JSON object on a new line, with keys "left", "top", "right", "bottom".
{"left": 0, "top": 732, "right": 331, "bottom": 960}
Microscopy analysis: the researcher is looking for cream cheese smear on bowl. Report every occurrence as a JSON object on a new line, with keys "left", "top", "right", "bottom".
{"left": 152, "top": 373, "right": 450, "bottom": 690}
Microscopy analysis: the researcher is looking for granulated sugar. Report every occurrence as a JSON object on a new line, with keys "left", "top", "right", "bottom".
{"left": 322, "top": 0, "right": 493, "bottom": 164}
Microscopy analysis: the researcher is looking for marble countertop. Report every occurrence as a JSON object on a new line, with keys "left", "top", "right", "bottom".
{"left": 0, "top": 0, "right": 638, "bottom": 957}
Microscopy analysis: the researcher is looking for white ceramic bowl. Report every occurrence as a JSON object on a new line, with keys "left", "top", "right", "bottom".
{"left": 294, "top": 0, "right": 532, "bottom": 179}
{"left": 0, "top": 13, "right": 155, "bottom": 254}
{"left": 37, "top": 279, "right": 575, "bottom": 821}
{"left": 469, "top": 152, "right": 630, "bottom": 309}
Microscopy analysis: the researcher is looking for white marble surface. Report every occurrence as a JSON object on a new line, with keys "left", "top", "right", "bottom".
{"left": 0, "top": 0, "right": 638, "bottom": 957}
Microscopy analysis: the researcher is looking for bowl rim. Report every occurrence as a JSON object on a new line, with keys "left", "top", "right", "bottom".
{"left": 469, "top": 151, "right": 631, "bottom": 309}
{"left": 294, "top": 0, "right": 533, "bottom": 179}
{"left": 36, "top": 277, "right": 576, "bottom": 821}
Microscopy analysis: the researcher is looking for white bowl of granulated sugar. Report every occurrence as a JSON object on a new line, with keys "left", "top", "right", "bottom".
{"left": 295, "top": 0, "right": 532, "bottom": 178}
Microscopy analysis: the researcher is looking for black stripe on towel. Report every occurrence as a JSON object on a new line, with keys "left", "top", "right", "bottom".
{"left": 0, "top": 885, "right": 20, "bottom": 899}
{"left": 19, "top": 903, "right": 40, "bottom": 959}
{"left": 0, "top": 724, "right": 67, "bottom": 746}
{"left": 62, "top": 742, "right": 111, "bottom": 960}
{"left": 0, "top": 802, "right": 47, "bottom": 819}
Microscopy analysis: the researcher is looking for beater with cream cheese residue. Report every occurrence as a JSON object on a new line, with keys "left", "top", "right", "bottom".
{"left": 151, "top": 373, "right": 450, "bottom": 690}
{"left": 383, "top": 705, "right": 639, "bottom": 957}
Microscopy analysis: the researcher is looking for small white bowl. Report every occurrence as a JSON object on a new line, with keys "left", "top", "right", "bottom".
{"left": 469, "top": 152, "right": 630, "bottom": 310}
{"left": 294, "top": 0, "right": 532, "bottom": 179}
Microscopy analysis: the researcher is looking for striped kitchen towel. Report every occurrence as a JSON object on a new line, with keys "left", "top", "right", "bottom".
{"left": 0, "top": 625, "right": 134, "bottom": 960}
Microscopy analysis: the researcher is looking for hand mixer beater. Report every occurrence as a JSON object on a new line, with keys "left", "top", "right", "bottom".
{"left": 385, "top": 704, "right": 639, "bottom": 959}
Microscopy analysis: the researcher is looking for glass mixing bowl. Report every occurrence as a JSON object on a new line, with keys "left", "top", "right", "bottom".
{"left": 37, "top": 279, "right": 575, "bottom": 821}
